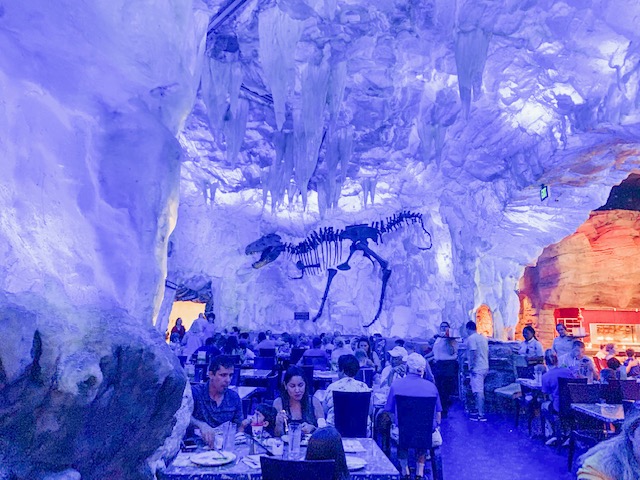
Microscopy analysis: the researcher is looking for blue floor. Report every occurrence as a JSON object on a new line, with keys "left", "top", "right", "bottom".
{"left": 437, "top": 402, "right": 577, "bottom": 480}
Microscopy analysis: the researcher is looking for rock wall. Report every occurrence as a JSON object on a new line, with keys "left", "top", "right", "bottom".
{"left": 520, "top": 209, "right": 640, "bottom": 347}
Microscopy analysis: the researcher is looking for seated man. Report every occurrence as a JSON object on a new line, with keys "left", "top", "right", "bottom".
{"left": 323, "top": 354, "right": 371, "bottom": 425}
{"left": 255, "top": 331, "right": 278, "bottom": 351}
{"left": 385, "top": 353, "right": 442, "bottom": 480}
{"left": 559, "top": 340, "right": 598, "bottom": 381}
{"left": 540, "top": 349, "right": 574, "bottom": 445}
{"left": 380, "top": 346, "right": 408, "bottom": 387}
{"left": 191, "top": 337, "right": 221, "bottom": 364}
{"left": 190, "top": 355, "right": 243, "bottom": 447}
{"left": 298, "top": 336, "right": 329, "bottom": 367}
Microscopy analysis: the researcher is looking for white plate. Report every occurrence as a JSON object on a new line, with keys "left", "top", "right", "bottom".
{"left": 346, "top": 456, "right": 367, "bottom": 471}
{"left": 190, "top": 451, "right": 237, "bottom": 467}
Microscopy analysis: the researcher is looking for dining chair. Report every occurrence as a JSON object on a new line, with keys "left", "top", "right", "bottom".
{"left": 259, "top": 348, "right": 277, "bottom": 357}
{"left": 302, "top": 354, "right": 329, "bottom": 371}
{"left": 260, "top": 457, "right": 335, "bottom": 480}
{"left": 290, "top": 348, "right": 306, "bottom": 365}
{"left": 333, "top": 390, "right": 372, "bottom": 438}
{"left": 600, "top": 380, "right": 623, "bottom": 404}
{"left": 567, "top": 383, "right": 600, "bottom": 404}
{"left": 620, "top": 379, "right": 640, "bottom": 400}
{"left": 395, "top": 395, "right": 443, "bottom": 480}
{"left": 355, "top": 367, "right": 375, "bottom": 388}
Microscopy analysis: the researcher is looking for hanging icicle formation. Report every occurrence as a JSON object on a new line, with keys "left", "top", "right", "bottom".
{"left": 318, "top": 125, "right": 352, "bottom": 218}
{"left": 258, "top": 7, "right": 303, "bottom": 131}
{"left": 454, "top": 27, "right": 492, "bottom": 119}
{"left": 262, "top": 131, "right": 294, "bottom": 212}
{"left": 361, "top": 177, "right": 377, "bottom": 207}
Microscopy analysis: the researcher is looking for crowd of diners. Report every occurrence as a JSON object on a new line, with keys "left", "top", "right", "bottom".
{"left": 167, "top": 314, "right": 640, "bottom": 480}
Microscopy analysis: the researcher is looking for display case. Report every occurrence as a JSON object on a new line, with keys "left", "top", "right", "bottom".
{"left": 589, "top": 323, "right": 639, "bottom": 349}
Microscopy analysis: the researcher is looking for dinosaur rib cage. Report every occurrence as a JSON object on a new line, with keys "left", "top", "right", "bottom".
{"left": 281, "top": 210, "right": 432, "bottom": 276}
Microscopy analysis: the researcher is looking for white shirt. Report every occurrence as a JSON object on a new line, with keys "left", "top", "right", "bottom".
{"left": 552, "top": 336, "right": 574, "bottom": 358}
{"left": 466, "top": 333, "right": 489, "bottom": 372}
{"left": 518, "top": 339, "right": 543, "bottom": 358}
{"left": 380, "top": 363, "right": 406, "bottom": 386}
{"left": 323, "top": 376, "right": 371, "bottom": 425}
{"left": 432, "top": 337, "right": 458, "bottom": 361}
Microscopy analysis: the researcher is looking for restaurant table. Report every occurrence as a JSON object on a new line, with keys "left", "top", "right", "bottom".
{"left": 516, "top": 378, "right": 543, "bottom": 390}
{"left": 240, "top": 369, "right": 273, "bottom": 380}
{"left": 159, "top": 438, "right": 400, "bottom": 480}
{"left": 571, "top": 403, "right": 625, "bottom": 424}
{"left": 313, "top": 371, "right": 339, "bottom": 382}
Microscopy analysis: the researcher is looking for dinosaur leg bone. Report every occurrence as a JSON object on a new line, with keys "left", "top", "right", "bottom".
{"left": 336, "top": 243, "right": 357, "bottom": 271}
{"left": 312, "top": 268, "right": 338, "bottom": 322}
{"left": 352, "top": 242, "right": 391, "bottom": 328}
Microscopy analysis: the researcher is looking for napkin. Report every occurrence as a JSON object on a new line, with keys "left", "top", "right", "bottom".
{"left": 242, "top": 455, "right": 263, "bottom": 469}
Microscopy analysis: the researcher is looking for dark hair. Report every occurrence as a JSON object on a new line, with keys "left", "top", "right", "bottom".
{"left": 523, "top": 325, "right": 537, "bottom": 340}
{"left": 466, "top": 321, "right": 477, "bottom": 331}
{"left": 223, "top": 335, "right": 239, "bottom": 354}
{"left": 573, "top": 340, "right": 585, "bottom": 349}
{"left": 283, "top": 365, "right": 307, "bottom": 388}
{"left": 305, "top": 426, "right": 349, "bottom": 480}
{"left": 440, "top": 321, "right": 450, "bottom": 328}
{"left": 338, "top": 354, "right": 360, "bottom": 378}
{"left": 281, "top": 366, "right": 311, "bottom": 416}
{"left": 394, "top": 338, "right": 405, "bottom": 347}
{"left": 232, "top": 326, "right": 240, "bottom": 333}
{"left": 312, "top": 336, "right": 322, "bottom": 348}
{"left": 205, "top": 337, "right": 215, "bottom": 346}
{"left": 240, "top": 332, "right": 250, "bottom": 340}
{"left": 255, "top": 403, "right": 277, "bottom": 436}
{"left": 626, "top": 349, "right": 635, "bottom": 357}
{"left": 357, "top": 337, "right": 374, "bottom": 360}
{"left": 607, "top": 357, "right": 622, "bottom": 370}
{"left": 209, "top": 354, "right": 235, "bottom": 373}
{"left": 258, "top": 332, "right": 267, "bottom": 342}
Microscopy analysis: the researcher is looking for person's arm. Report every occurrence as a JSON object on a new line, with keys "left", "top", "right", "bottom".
{"left": 468, "top": 348, "right": 478, "bottom": 371}
{"left": 273, "top": 397, "right": 287, "bottom": 437}
{"left": 312, "top": 396, "right": 326, "bottom": 428}
{"left": 190, "top": 416, "right": 216, "bottom": 447}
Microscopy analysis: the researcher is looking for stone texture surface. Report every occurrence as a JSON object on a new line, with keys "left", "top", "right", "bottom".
{"left": 520, "top": 209, "right": 640, "bottom": 346}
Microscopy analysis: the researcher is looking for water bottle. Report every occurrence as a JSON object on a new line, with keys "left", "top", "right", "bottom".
{"left": 288, "top": 421, "right": 302, "bottom": 459}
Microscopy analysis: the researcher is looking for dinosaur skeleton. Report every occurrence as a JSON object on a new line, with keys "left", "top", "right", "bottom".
{"left": 245, "top": 210, "right": 432, "bottom": 327}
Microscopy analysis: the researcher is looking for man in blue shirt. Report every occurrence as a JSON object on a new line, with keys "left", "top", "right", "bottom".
{"left": 190, "top": 355, "right": 242, "bottom": 447}
{"left": 541, "top": 349, "right": 573, "bottom": 445}
{"left": 385, "top": 353, "right": 442, "bottom": 480}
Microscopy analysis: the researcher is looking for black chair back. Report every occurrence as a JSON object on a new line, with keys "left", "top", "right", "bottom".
{"left": 290, "top": 348, "right": 306, "bottom": 365}
{"left": 254, "top": 356, "right": 276, "bottom": 370}
{"left": 395, "top": 395, "right": 436, "bottom": 450}
{"left": 303, "top": 355, "right": 329, "bottom": 371}
{"left": 568, "top": 383, "right": 601, "bottom": 404}
{"left": 300, "top": 365, "right": 315, "bottom": 396}
{"left": 333, "top": 390, "right": 371, "bottom": 438}
{"left": 620, "top": 379, "right": 640, "bottom": 400}
{"left": 227, "top": 354, "right": 242, "bottom": 365}
{"left": 516, "top": 366, "right": 534, "bottom": 380}
{"left": 260, "top": 348, "right": 277, "bottom": 357}
{"left": 355, "top": 367, "right": 375, "bottom": 388}
{"left": 601, "top": 380, "right": 623, "bottom": 404}
{"left": 558, "top": 377, "right": 587, "bottom": 417}
{"left": 231, "top": 365, "right": 242, "bottom": 387}
{"left": 260, "top": 457, "right": 335, "bottom": 480}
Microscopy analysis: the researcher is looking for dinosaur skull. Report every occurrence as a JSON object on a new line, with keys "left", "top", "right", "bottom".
{"left": 245, "top": 233, "right": 285, "bottom": 268}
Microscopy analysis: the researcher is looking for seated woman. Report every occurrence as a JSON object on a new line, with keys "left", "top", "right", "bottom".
{"left": 578, "top": 410, "right": 640, "bottom": 480}
{"left": 305, "top": 426, "right": 350, "bottom": 480}
{"left": 273, "top": 366, "right": 326, "bottom": 435}
{"left": 356, "top": 336, "right": 381, "bottom": 372}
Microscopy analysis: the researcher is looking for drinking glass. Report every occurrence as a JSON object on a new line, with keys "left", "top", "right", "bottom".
{"left": 251, "top": 416, "right": 264, "bottom": 440}
{"left": 222, "top": 422, "right": 237, "bottom": 452}
{"left": 288, "top": 422, "right": 302, "bottom": 459}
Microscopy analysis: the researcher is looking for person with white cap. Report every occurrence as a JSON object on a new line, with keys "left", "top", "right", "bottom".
{"left": 385, "top": 352, "right": 442, "bottom": 480}
{"left": 380, "top": 346, "right": 409, "bottom": 387}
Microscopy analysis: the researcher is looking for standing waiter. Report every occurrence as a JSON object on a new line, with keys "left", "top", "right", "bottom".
{"left": 429, "top": 321, "right": 459, "bottom": 417}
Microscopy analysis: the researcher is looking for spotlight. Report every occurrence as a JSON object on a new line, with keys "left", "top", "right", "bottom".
{"left": 540, "top": 184, "right": 549, "bottom": 201}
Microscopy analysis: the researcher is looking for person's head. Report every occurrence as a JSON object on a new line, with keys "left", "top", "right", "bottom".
{"left": 170, "top": 332, "right": 180, "bottom": 344}
{"left": 556, "top": 323, "right": 566, "bottom": 337}
{"left": 465, "top": 321, "right": 477, "bottom": 334}
{"left": 258, "top": 332, "right": 267, "bottom": 342}
{"left": 282, "top": 366, "right": 308, "bottom": 403}
{"left": 627, "top": 349, "right": 636, "bottom": 359}
{"left": 600, "top": 368, "right": 615, "bottom": 384}
{"left": 205, "top": 337, "right": 215, "bottom": 346}
{"left": 522, "top": 326, "right": 536, "bottom": 341}
{"left": 198, "top": 313, "right": 205, "bottom": 320}
{"left": 394, "top": 338, "right": 405, "bottom": 347}
{"left": 337, "top": 354, "right": 360, "bottom": 379}
{"left": 387, "top": 346, "right": 408, "bottom": 367}
{"left": 254, "top": 403, "right": 277, "bottom": 432}
{"left": 606, "top": 343, "right": 617, "bottom": 355}
{"left": 357, "top": 336, "right": 372, "bottom": 354}
{"left": 406, "top": 352, "right": 427, "bottom": 376}
{"left": 240, "top": 332, "right": 250, "bottom": 340}
{"left": 439, "top": 321, "right": 450, "bottom": 335}
{"left": 572, "top": 340, "right": 585, "bottom": 359}
{"left": 608, "top": 357, "right": 622, "bottom": 370}
{"left": 224, "top": 335, "right": 239, "bottom": 353}
{"left": 579, "top": 410, "right": 640, "bottom": 479}
{"left": 206, "top": 313, "right": 215, "bottom": 323}
{"left": 312, "top": 336, "right": 322, "bottom": 349}
{"left": 232, "top": 326, "right": 240, "bottom": 334}
{"left": 208, "top": 355, "right": 235, "bottom": 392}
{"left": 305, "top": 426, "right": 350, "bottom": 480}
{"left": 176, "top": 317, "right": 183, "bottom": 327}
{"left": 544, "top": 349, "right": 558, "bottom": 367}
{"left": 334, "top": 337, "right": 345, "bottom": 348}
{"left": 354, "top": 349, "right": 368, "bottom": 366}
{"left": 281, "top": 333, "right": 292, "bottom": 346}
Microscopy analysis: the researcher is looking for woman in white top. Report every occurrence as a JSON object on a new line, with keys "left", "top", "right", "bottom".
{"left": 519, "top": 326, "right": 544, "bottom": 364}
